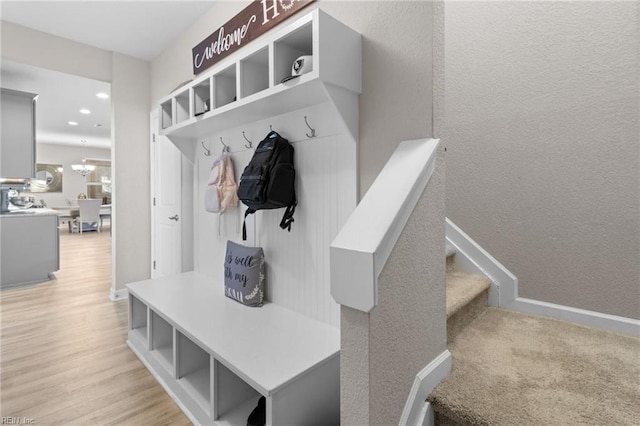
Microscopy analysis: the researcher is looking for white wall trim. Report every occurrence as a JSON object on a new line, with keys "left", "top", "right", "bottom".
{"left": 399, "top": 350, "right": 451, "bottom": 426}
{"left": 331, "top": 138, "right": 440, "bottom": 312}
{"left": 446, "top": 218, "right": 640, "bottom": 337}
{"left": 445, "top": 218, "right": 516, "bottom": 307}
{"left": 509, "top": 297, "right": 640, "bottom": 337}
{"left": 109, "top": 287, "right": 128, "bottom": 302}
{"left": 420, "top": 403, "right": 435, "bottom": 426}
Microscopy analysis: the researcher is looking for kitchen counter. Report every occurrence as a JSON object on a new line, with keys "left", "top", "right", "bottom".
{"left": 0, "top": 207, "right": 60, "bottom": 217}
{"left": 0, "top": 211, "right": 60, "bottom": 288}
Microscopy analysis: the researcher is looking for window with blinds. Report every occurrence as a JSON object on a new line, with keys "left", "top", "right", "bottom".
{"left": 85, "top": 159, "right": 111, "bottom": 204}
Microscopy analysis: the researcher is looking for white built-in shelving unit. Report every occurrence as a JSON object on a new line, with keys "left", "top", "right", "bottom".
{"left": 157, "top": 9, "right": 361, "bottom": 161}
{"left": 133, "top": 8, "right": 361, "bottom": 425}
{"left": 128, "top": 272, "right": 340, "bottom": 425}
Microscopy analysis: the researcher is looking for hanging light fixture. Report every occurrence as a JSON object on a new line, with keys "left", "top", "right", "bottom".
{"left": 71, "top": 140, "right": 96, "bottom": 177}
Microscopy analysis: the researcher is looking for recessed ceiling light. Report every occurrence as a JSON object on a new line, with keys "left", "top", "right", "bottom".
{"left": 68, "top": 121, "right": 79, "bottom": 126}
{"left": 80, "top": 109, "right": 91, "bottom": 115}
{"left": 96, "top": 93, "right": 109, "bottom": 99}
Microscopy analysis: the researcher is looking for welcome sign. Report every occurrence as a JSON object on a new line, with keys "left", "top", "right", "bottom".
{"left": 192, "top": 0, "right": 316, "bottom": 75}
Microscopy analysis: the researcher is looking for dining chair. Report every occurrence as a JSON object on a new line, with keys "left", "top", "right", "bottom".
{"left": 77, "top": 199, "right": 102, "bottom": 234}
{"left": 99, "top": 204, "right": 111, "bottom": 235}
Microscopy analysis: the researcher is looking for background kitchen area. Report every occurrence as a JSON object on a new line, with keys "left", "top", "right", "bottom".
{"left": 0, "top": 60, "right": 112, "bottom": 289}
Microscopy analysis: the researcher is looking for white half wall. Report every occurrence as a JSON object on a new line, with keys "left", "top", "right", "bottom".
{"left": 341, "top": 144, "right": 446, "bottom": 425}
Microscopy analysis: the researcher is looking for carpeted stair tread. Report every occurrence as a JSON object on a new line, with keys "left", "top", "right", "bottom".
{"left": 446, "top": 272, "right": 490, "bottom": 319}
{"left": 428, "top": 307, "right": 640, "bottom": 426}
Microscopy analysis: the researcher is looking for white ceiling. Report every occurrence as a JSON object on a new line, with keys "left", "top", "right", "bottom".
{"left": 0, "top": 1, "right": 216, "bottom": 61}
{"left": 0, "top": 1, "right": 216, "bottom": 149}
{"left": 2, "top": 60, "right": 113, "bottom": 149}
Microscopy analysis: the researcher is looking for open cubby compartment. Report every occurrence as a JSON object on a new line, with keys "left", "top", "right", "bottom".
{"left": 192, "top": 77, "right": 212, "bottom": 117}
{"left": 214, "top": 64, "right": 237, "bottom": 109}
{"left": 274, "top": 20, "right": 314, "bottom": 85}
{"left": 150, "top": 310, "right": 174, "bottom": 373}
{"left": 240, "top": 46, "right": 270, "bottom": 99}
{"left": 175, "top": 89, "right": 191, "bottom": 124}
{"left": 177, "top": 331, "right": 212, "bottom": 417}
{"left": 214, "top": 360, "right": 261, "bottom": 422}
{"left": 129, "top": 294, "right": 148, "bottom": 345}
{"left": 160, "top": 99, "right": 173, "bottom": 129}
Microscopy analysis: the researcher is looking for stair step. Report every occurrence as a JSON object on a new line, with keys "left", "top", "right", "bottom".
{"left": 446, "top": 272, "right": 490, "bottom": 342}
{"left": 446, "top": 272, "right": 490, "bottom": 319}
{"left": 429, "top": 307, "right": 640, "bottom": 426}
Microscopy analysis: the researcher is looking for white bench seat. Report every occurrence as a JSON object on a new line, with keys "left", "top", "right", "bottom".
{"left": 126, "top": 271, "right": 340, "bottom": 425}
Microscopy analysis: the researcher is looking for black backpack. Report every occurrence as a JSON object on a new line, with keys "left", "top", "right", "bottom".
{"left": 237, "top": 130, "right": 296, "bottom": 240}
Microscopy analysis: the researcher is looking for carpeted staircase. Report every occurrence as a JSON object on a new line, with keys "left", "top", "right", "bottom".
{"left": 430, "top": 243, "right": 640, "bottom": 426}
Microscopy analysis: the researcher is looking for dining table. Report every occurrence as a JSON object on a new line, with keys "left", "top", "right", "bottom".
{"left": 50, "top": 204, "right": 111, "bottom": 234}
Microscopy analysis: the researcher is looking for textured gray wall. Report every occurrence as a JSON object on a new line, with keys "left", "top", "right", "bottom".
{"left": 341, "top": 146, "right": 446, "bottom": 425}
{"left": 340, "top": 307, "right": 371, "bottom": 425}
{"left": 440, "top": 2, "right": 640, "bottom": 318}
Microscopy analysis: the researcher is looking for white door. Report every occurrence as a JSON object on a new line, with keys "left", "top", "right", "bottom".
{"left": 151, "top": 110, "right": 182, "bottom": 278}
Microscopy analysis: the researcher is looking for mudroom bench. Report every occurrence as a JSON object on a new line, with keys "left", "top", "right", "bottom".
{"left": 126, "top": 271, "right": 340, "bottom": 426}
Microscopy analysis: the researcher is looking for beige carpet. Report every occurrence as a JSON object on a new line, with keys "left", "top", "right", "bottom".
{"left": 429, "top": 307, "right": 640, "bottom": 425}
{"left": 446, "top": 272, "right": 490, "bottom": 341}
{"left": 446, "top": 272, "right": 490, "bottom": 318}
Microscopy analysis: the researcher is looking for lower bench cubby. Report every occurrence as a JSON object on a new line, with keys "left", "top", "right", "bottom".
{"left": 129, "top": 294, "right": 148, "bottom": 346}
{"left": 215, "top": 360, "right": 261, "bottom": 422}
{"left": 177, "top": 331, "right": 211, "bottom": 415}
{"left": 126, "top": 271, "right": 340, "bottom": 426}
{"left": 150, "top": 311, "right": 173, "bottom": 374}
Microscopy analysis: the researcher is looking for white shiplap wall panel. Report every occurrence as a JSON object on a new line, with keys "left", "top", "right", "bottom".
{"left": 194, "top": 103, "right": 356, "bottom": 327}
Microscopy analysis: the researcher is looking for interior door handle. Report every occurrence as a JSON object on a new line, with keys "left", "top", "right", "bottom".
{"left": 168, "top": 214, "right": 179, "bottom": 221}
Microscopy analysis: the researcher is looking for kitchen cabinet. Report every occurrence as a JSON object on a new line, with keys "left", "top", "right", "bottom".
{"left": 1, "top": 88, "right": 37, "bottom": 179}
{"left": 0, "top": 210, "right": 59, "bottom": 288}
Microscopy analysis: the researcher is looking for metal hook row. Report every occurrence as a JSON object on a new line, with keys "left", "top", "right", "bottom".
{"left": 200, "top": 116, "right": 317, "bottom": 156}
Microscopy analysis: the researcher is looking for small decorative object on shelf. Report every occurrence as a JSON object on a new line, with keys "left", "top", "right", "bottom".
{"left": 281, "top": 55, "right": 313, "bottom": 83}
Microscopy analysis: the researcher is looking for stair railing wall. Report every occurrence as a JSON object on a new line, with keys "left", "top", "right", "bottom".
{"left": 330, "top": 138, "right": 447, "bottom": 425}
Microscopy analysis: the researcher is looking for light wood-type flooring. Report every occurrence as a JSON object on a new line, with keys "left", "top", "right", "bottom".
{"left": 1, "top": 226, "right": 190, "bottom": 425}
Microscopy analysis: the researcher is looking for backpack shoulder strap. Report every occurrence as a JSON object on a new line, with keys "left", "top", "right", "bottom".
{"left": 279, "top": 200, "right": 296, "bottom": 232}
{"left": 242, "top": 208, "right": 256, "bottom": 241}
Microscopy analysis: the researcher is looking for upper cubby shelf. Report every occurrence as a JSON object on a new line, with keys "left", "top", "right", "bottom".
{"left": 158, "top": 9, "right": 361, "bottom": 161}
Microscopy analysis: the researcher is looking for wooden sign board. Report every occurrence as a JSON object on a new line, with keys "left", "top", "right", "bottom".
{"left": 193, "top": 0, "right": 316, "bottom": 75}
